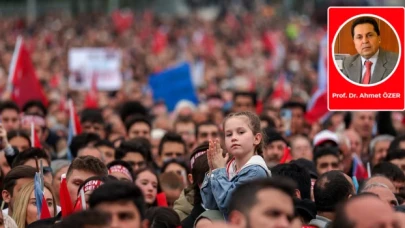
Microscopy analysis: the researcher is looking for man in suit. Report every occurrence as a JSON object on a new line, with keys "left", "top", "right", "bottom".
{"left": 341, "top": 17, "right": 399, "bottom": 85}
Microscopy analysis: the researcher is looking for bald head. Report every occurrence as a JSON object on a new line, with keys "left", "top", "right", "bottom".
{"left": 333, "top": 194, "right": 398, "bottom": 228}
{"left": 362, "top": 183, "right": 398, "bottom": 207}
{"left": 364, "top": 175, "right": 396, "bottom": 193}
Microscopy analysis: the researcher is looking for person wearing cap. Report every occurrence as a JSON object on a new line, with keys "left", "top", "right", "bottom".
{"left": 263, "top": 127, "right": 288, "bottom": 168}
{"left": 313, "top": 130, "right": 339, "bottom": 149}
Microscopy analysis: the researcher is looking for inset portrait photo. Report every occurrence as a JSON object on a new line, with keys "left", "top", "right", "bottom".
{"left": 333, "top": 15, "right": 400, "bottom": 86}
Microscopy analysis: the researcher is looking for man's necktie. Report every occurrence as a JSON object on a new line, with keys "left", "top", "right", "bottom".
{"left": 362, "top": 60, "right": 373, "bottom": 84}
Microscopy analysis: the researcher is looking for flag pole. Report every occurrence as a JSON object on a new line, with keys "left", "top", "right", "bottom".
{"left": 30, "top": 122, "right": 35, "bottom": 147}
{"left": 7, "top": 36, "right": 23, "bottom": 93}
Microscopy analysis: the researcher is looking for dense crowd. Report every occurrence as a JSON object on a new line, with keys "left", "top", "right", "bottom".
{"left": 0, "top": 1, "right": 404, "bottom": 228}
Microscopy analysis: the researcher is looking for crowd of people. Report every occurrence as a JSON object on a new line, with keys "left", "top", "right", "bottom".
{"left": 0, "top": 1, "right": 404, "bottom": 228}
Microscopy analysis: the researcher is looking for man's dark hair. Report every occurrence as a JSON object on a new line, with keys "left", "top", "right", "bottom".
{"left": 372, "top": 162, "right": 405, "bottom": 183}
{"left": 145, "top": 207, "right": 181, "bottom": 228}
{"left": 125, "top": 115, "right": 152, "bottom": 133}
{"left": 107, "top": 160, "right": 135, "bottom": 181}
{"left": 161, "top": 159, "right": 190, "bottom": 175}
{"left": 89, "top": 181, "right": 146, "bottom": 219}
{"left": 94, "top": 139, "right": 114, "bottom": 149}
{"left": 331, "top": 193, "right": 379, "bottom": 228}
{"left": 119, "top": 101, "right": 148, "bottom": 122}
{"left": 69, "top": 133, "right": 101, "bottom": 158}
{"left": 3, "top": 165, "right": 36, "bottom": 196}
{"left": 313, "top": 147, "right": 340, "bottom": 165}
{"left": 195, "top": 121, "right": 219, "bottom": 138}
{"left": 53, "top": 209, "right": 111, "bottom": 228}
{"left": 190, "top": 142, "right": 210, "bottom": 205}
{"left": 229, "top": 177, "right": 296, "bottom": 217}
{"left": 259, "top": 114, "right": 276, "bottom": 129}
{"left": 115, "top": 138, "right": 151, "bottom": 162}
{"left": 0, "top": 100, "right": 20, "bottom": 114}
{"left": 385, "top": 149, "right": 405, "bottom": 162}
{"left": 281, "top": 101, "right": 306, "bottom": 113}
{"left": 351, "top": 16, "right": 380, "bottom": 38}
{"left": 158, "top": 132, "right": 187, "bottom": 156}
{"left": 66, "top": 156, "right": 108, "bottom": 179}
{"left": 11, "top": 147, "right": 50, "bottom": 168}
{"left": 388, "top": 134, "right": 405, "bottom": 153}
{"left": 271, "top": 163, "right": 311, "bottom": 199}
{"left": 233, "top": 91, "right": 257, "bottom": 106}
{"left": 22, "top": 100, "right": 47, "bottom": 117}
{"left": 7, "top": 129, "right": 31, "bottom": 146}
{"left": 80, "top": 108, "right": 104, "bottom": 125}
{"left": 314, "top": 170, "right": 354, "bottom": 212}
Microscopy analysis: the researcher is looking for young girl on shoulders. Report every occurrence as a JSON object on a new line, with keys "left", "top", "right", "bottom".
{"left": 201, "top": 111, "right": 271, "bottom": 218}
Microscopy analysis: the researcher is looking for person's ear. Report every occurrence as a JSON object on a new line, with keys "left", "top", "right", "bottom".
{"left": 295, "top": 189, "right": 302, "bottom": 199}
{"left": 188, "top": 174, "right": 193, "bottom": 185}
{"left": 229, "top": 210, "right": 247, "bottom": 228}
{"left": 2, "top": 190, "right": 10, "bottom": 203}
{"left": 254, "top": 133, "right": 262, "bottom": 146}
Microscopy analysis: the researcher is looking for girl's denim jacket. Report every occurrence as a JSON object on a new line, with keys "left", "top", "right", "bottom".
{"left": 200, "top": 155, "right": 271, "bottom": 218}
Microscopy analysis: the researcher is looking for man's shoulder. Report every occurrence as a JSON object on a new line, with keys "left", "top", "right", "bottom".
{"left": 381, "top": 49, "right": 399, "bottom": 62}
{"left": 342, "top": 53, "right": 360, "bottom": 66}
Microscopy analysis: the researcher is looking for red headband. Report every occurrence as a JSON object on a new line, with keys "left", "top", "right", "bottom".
{"left": 108, "top": 165, "right": 133, "bottom": 181}
{"left": 21, "top": 114, "right": 46, "bottom": 127}
{"left": 80, "top": 180, "right": 103, "bottom": 194}
{"left": 190, "top": 151, "right": 207, "bottom": 169}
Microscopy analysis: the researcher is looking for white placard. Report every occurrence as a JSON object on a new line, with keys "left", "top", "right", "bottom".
{"left": 68, "top": 48, "right": 122, "bottom": 91}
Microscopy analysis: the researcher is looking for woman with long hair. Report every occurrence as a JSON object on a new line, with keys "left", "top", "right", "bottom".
{"left": 11, "top": 181, "right": 57, "bottom": 228}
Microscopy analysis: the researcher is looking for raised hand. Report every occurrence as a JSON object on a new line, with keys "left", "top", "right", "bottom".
{"left": 207, "top": 138, "right": 229, "bottom": 170}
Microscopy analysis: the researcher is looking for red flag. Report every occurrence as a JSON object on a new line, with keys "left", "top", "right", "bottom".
{"left": 40, "top": 195, "right": 52, "bottom": 219}
{"left": 8, "top": 36, "right": 48, "bottom": 108}
{"left": 156, "top": 192, "right": 168, "bottom": 207}
{"left": 271, "top": 72, "right": 292, "bottom": 101}
{"left": 30, "top": 123, "right": 42, "bottom": 148}
{"left": 111, "top": 10, "right": 134, "bottom": 34}
{"left": 152, "top": 29, "right": 167, "bottom": 55}
{"left": 68, "top": 99, "right": 82, "bottom": 135}
{"left": 280, "top": 147, "right": 292, "bottom": 164}
{"left": 84, "top": 73, "right": 98, "bottom": 109}
{"left": 60, "top": 174, "right": 73, "bottom": 217}
{"left": 305, "top": 90, "right": 328, "bottom": 124}
{"left": 73, "top": 193, "right": 84, "bottom": 212}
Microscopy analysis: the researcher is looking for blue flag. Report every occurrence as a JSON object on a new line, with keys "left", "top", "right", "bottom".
{"left": 148, "top": 63, "right": 198, "bottom": 112}
{"left": 34, "top": 173, "right": 43, "bottom": 219}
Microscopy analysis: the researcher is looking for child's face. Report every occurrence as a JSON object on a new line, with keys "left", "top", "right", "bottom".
{"left": 224, "top": 116, "right": 259, "bottom": 157}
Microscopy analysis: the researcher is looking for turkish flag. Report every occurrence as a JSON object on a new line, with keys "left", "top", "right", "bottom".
{"left": 60, "top": 174, "right": 73, "bottom": 217}
{"left": 8, "top": 36, "right": 48, "bottom": 109}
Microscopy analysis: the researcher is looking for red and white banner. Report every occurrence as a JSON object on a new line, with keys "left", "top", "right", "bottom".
{"left": 68, "top": 48, "right": 122, "bottom": 91}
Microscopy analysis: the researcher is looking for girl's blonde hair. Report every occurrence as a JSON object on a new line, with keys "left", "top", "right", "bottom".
{"left": 12, "top": 180, "right": 57, "bottom": 228}
{"left": 223, "top": 111, "right": 265, "bottom": 156}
